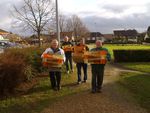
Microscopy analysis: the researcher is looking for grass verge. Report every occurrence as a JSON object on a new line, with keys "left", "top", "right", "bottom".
{"left": 0, "top": 70, "right": 90, "bottom": 113}
{"left": 118, "top": 72, "right": 150, "bottom": 112}
{"left": 118, "top": 62, "right": 150, "bottom": 73}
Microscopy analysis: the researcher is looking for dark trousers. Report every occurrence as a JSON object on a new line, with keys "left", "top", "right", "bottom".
{"left": 49, "top": 71, "right": 61, "bottom": 89}
{"left": 76, "top": 63, "right": 87, "bottom": 82}
{"left": 65, "top": 56, "right": 73, "bottom": 71}
{"left": 91, "top": 65, "right": 105, "bottom": 91}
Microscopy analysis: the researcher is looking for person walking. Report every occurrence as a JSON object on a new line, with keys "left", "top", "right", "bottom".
{"left": 61, "top": 36, "right": 74, "bottom": 74}
{"left": 41, "top": 39, "right": 65, "bottom": 91}
{"left": 75, "top": 39, "right": 89, "bottom": 84}
{"left": 90, "top": 40, "right": 111, "bottom": 93}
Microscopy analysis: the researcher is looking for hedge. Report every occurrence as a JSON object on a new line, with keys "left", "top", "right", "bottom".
{"left": 0, "top": 47, "right": 46, "bottom": 96}
{"left": 113, "top": 50, "right": 150, "bottom": 62}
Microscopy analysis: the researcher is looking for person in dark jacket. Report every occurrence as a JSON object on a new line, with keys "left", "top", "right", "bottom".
{"left": 61, "top": 36, "right": 74, "bottom": 74}
{"left": 90, "top": 40, "right": 111, "bottom": 93}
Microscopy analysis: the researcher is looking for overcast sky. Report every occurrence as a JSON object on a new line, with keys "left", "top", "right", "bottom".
{"left": 0, "top": 0, "right": 150, "bottom": 35}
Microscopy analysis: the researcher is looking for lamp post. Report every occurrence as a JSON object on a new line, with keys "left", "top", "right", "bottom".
{"left": 56, "top": 0, "right": 60, "bottom": 46}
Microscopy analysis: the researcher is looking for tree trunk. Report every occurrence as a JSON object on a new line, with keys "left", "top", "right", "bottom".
{"left": 38, "top": 31, "right": 41, "bottom": 47}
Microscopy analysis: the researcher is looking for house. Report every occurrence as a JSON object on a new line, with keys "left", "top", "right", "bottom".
{"left": 0, "top": 35, "right": 9, "bottom": 42}
{"left": 4, "top": 33, "right": 23, "bottom": 43}
{"left": 102, "top": 34, "right": 114, "bottom": 42}
{"left": 27, "top": 34, "right": 44, "bottom": 45}
{"left": 85, "top": 32, "right": 103, "bottom": 43}
{"left": 113, "top": 29, "right": 138, "bottom": 43}
{"left": 0, "top": 29, "right": 9, "bottom": 35}
{"left": 144, "top": 26, "right": 150, "bottom": 40}
{"left": 0, "top": 29, "right": 9, "bottom": 42}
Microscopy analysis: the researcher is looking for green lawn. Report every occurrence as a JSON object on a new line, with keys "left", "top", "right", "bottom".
{"left": 118, "top": 62, "right": 150, "bottom": 73}
{"left": 88, "top": 44, "right": 150, "bottom": 59}
{"left": 118, "top": 72, "right": 150, "bottom": 112}
{"left": 0, "top": 70, "right": 90, "bottom": 113}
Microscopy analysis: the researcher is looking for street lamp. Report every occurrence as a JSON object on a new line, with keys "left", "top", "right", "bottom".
{"left": 56, "top": 0, "right": 60, "bottom": 46}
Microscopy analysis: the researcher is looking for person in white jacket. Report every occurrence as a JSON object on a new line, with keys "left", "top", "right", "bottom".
{"left": 41, "top": 39, "right": 65, "bottom": 91}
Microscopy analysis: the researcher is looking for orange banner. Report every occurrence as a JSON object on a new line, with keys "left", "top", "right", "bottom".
{"left": 42, "top": 53, "right": 64, "bottom": 67}
{"left": 62, "top": 45, "right": 73, "bottom": 52}
{"left": 72, "top": 53, "right": 84, "bottom": 63}
{"left": 84, "top": 50, "right": 107, "bottom": 64}
{"left": 73, "top": 45, "right": 86, "bottom": 53}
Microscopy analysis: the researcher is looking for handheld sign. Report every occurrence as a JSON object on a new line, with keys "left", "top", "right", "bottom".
{"left": 72, "top": 45, "right": 86, "bottom": 63}
{"left": 42, "top": 53, "right": 64, "bottom": 67}
{"left": 84, "top": 50, "right": 107, "bottom": 64}
{"left": 62, "top": 45, "right": 73, "bottom": 52}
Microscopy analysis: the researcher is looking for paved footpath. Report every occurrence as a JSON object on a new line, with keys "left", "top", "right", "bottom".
{"left": 41, "top": 64, "right": 147, "bottom": 113}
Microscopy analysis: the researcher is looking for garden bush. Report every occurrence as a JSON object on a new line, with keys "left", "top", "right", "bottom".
{"left": 0, "top": 47, "right": 46, "bottom": 96}
{"left": 0, "top": 53, "right": 26, "bottom": 95}
{"left": 113, "top": 50, "right": 150, "bottom": 62}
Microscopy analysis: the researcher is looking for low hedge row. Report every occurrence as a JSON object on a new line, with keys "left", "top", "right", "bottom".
{"left": 0, "top": 47, "right": 46, "bottom": 96}
{"left": 113, "top": 50, "right": 150, "bottom": 62}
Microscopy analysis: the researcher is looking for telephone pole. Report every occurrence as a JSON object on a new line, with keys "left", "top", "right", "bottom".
{"left": 56, "top": 0, "right": 60, "bottom": 46}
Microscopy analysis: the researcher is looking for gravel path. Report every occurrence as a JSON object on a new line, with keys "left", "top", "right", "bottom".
{"left": 41, "top": 64, "right": 147, "bottom": 113}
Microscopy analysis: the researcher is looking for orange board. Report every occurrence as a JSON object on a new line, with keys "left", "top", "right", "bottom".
{"left": 42, "top": 53, "right": 64, "bottom": 67}
{"left": 73, "top": 45, "right": 86, "bottom": 53}
{"left": 84, "top": 50, "right": 107, "bottom": 64}
{"left": 62, "top": 45, "right": 73, "bottom": 52}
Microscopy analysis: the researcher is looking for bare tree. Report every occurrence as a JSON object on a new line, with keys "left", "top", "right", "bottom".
{"left": 13, "top": 0, "right": 55, "bottom": 47}
{"left": 59, "top": 14, "right": 67, "bottom": 32}
{"left": 65, "top": 15, "right": 89, "bottom": 40}
{"left": 49, "top": 13, "right": 67, "bottom": 32}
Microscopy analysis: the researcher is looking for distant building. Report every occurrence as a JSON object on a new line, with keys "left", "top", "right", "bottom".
{"left": 4, "top": 33, "right": 23, "bottom": 43}
{"left": 85, "top": 32, "right": 103, "bottom": 43}
{"left": 0, "top": 29, "right": 26, "bottom": 44}
{"left": 0, "top": 29, "right": 9, "bottom": 35}
{"left": 28, "top": 34, "right": 44, "bottom": 45}
{"left": 144, "top": 26, "right": 150, "bottom": 40}
{"left": 0, "top": 29, "right": 9, "bottom": 42}
{"left": 102, "top": 34, "right": 114, "bottom": 42}
{"left": 0, "top": 35, "right": 9, "bottom": 42}
{"left": 113, "top": 29, "right": 138, "bottom": 43}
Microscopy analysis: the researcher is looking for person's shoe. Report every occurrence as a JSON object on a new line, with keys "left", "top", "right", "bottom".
{"left": 82, "top": 80, "right": 86, "bottom": 83}
{"left": 71, "top": 69, "right": 74, "bottom": 73}
{"left": 97, "top": 89, "right": 102, "bottom": 93}
{"left": 91, "top": 90, "right": 96, "bottom": 94}
{"left": 66, "top": 71, "right": 69, "bottom": 74}
{"left": 52, "top": 87, "right": 57, "bottom": 91}
{"left": 57, "top": 86, "right": 61, "bottom": 91}
{"left": 77, "top": 81, "right": 81, "bottom": 84}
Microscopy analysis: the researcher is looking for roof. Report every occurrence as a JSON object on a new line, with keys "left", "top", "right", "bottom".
{"left": 147, "top": 26, "right": 150, "bottom": 32}
{"left": 0, "top": 29, "right": 9, "bottom": 35}
{"left": 90, "top": 32, "right": 103, "bottom": 37}
{"left": 5, "top": 34, "right": 22, "bottom": 42}
{"left": 114, "top": 29, "right": 138, "bottom": 37}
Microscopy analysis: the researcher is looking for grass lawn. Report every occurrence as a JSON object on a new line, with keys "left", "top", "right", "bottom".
{"left": 118, "top": 62, "right": 150, "bottom": 73}
{"left": 0, "top": 70, "right": 90, "bottom": 113}
{"left": 118, "top": 72, "right": 150, "bottom": 112}
{"left": 88, "top": 44, "right": 150, "bottom": 59}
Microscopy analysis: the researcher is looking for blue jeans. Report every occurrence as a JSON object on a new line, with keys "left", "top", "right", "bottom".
{"left": 65, "top": 56, "right": 73, "bottom": 71}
